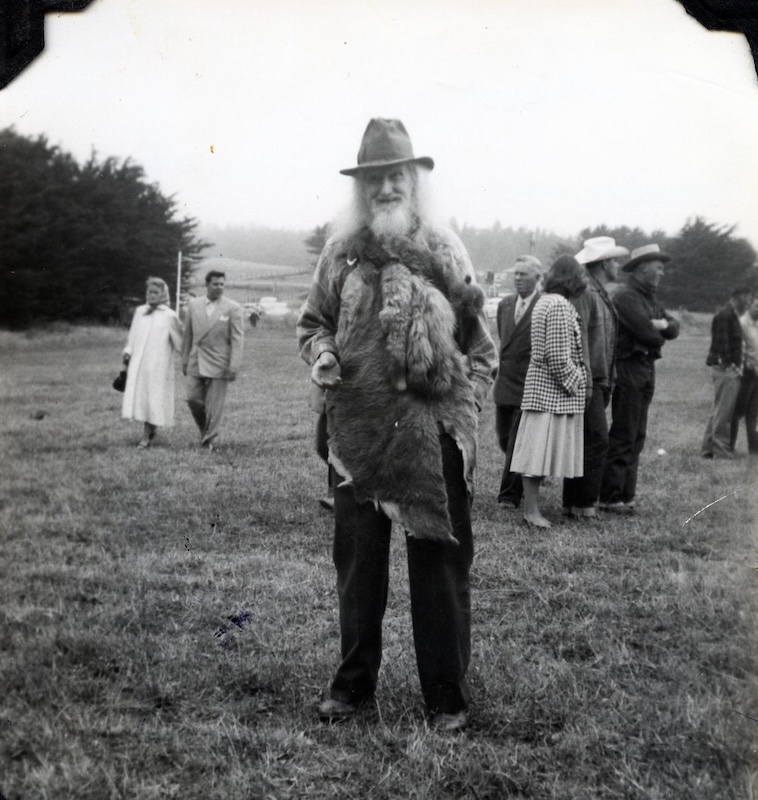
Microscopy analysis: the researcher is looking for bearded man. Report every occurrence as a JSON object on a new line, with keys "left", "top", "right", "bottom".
{"left": 297, "top": 118, "right": 497, "bottom": 732}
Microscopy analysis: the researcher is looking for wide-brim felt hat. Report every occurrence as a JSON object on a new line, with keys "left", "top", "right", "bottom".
{"left": 623, "top": 243, "right": 672, "bottom": 272}
{"left": 340, "top": 118, "right": 434, "bottom": 176}
{"left": 575, "top": 236, "right": 629, "bottom": 265}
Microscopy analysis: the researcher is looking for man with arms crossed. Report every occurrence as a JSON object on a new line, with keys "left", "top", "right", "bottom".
{"left": 599, "top": 245, "right": 679, "bottom": 514}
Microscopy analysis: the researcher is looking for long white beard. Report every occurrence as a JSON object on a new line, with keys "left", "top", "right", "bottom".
{"left": 369, "top": 202, "right": 414, "bottom": 239}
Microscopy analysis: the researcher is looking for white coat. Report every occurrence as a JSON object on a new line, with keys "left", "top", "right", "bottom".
{"left": 122, "top": 304, "right": 183, "bottom": 426}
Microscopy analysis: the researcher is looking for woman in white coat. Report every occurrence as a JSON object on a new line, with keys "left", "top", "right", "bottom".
{"left": 122, "top": 277, "right": 183, "bottom": 447}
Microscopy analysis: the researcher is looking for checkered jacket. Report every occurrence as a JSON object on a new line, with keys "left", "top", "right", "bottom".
{"left": 521, "top": 294, "right": 587, "bottom": 414}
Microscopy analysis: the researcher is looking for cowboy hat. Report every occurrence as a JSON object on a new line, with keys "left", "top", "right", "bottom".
{"left": 623, "top": 243, "right": 671, "bottom": 272}
{"left": 574, "top": 236, "right": 629, "bottom": 264}
{"left": 340, "top": 118, "right": 434, "bottom": 176}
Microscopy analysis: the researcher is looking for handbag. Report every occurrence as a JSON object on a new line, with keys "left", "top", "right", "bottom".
{"left": 112, "top": 369, "right": 127, "bottom": 392}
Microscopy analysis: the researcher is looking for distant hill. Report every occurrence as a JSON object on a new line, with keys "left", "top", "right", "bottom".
{"left": 192, "top": 257, "right": 310, "bottom": 287}
{"left": 199, "top": 224, "right": 313, "bottom": 268}
{"left": 188, "top": 256, "right": 312, "bottom": 308}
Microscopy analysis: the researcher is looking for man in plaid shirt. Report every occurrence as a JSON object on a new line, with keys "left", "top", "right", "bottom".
{"left": 702, "top": 285, "right": 754, "bottom": 458}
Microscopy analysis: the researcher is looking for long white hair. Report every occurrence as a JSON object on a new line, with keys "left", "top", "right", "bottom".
{"left": 329, "top": 165, "right": 441, "bottom": 242}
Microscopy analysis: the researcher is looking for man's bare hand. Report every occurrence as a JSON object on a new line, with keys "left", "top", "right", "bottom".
{"left": 651, "top": 318, "right": 669, "bottom": 331}
{"left": 312, "top": 352, "right": 341, "bottom": 389}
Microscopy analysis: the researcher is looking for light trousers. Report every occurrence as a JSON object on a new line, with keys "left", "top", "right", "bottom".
{"left": 185, "top": 375, "right": 229, "bottom": 445}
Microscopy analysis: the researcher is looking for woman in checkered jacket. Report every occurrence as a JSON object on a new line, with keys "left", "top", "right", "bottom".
{"left": 510, "top": 256, "right": 588, "bottom": 528}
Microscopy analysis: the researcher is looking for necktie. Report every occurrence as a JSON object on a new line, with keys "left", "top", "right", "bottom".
{"left": 515, "top": 298, "right": 526, "bottom": 324}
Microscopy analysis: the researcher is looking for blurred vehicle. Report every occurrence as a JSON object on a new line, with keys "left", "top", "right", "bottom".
{"left": 484, "top": 293, "right": 514, "bottom": 320}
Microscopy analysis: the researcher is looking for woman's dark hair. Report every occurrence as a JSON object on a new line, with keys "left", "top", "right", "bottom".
{"left": 543, "top": 255, "right": 588, "bottom": 299}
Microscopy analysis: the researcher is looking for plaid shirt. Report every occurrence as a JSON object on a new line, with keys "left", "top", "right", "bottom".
{"left": 706, "top": 303, "right": 744, "bottom": 370}
{"left": 521, "top": 294, "right": 587, "bottom": 415}
{"left": 740, "top": 312, "right": 758, "bottom": 372}
{"left": 297, "top": 225, "right": 497, "bottom": 407}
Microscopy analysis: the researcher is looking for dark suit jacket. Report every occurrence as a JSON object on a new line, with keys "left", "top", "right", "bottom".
{"left": 492, "top": 291, "right": 541, "bottom": 407}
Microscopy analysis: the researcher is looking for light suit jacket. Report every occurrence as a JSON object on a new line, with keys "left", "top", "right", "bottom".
{"left": 181, "top": 295, "right": 244, "bottom": 378}
{"left": 492, "top": 291, "right": 541, "bottom": 407}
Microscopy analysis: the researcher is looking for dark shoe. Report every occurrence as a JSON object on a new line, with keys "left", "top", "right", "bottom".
{"left": 598, "top": 501, "right": 635, "bottom": 515}
{"left": 318, "top": 698, "right": 358, "bottom": 722}
{"left": 431, "top": 710, "right": 468, "bottom": 733}
{"left": 498, "top": 499, "right": 518, "bottom": 509}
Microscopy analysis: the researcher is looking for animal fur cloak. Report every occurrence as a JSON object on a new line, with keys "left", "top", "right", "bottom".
{"left": 326, "top": 227, "right": 485, "bottom": 543}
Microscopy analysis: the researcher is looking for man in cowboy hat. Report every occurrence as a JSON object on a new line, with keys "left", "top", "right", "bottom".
{"left": 702, "top": 285, "right": 754, "bottom": 458}
{"left": 493, "top": 254, "right": 543, "bottom": 509}
{"left": 297, "top": 118, "right": 497, "bottom": 731}
{"left": 562, "top": 236, "right": 627, "bottom": 518}
{"left": 598, "top": 244, "right": 680, "bottom": 514}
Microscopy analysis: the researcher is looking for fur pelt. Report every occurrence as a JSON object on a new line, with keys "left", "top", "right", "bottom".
{"left": 327, "top": 227, "right": 482, "bottom": 543}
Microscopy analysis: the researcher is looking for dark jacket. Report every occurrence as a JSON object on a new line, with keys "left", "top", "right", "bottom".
{"left": 706, "top": 303, "right": 743, "bottom": 368}
{"left": 492, "top": 291, "right": 540, "bottom": 406}
{"left": 613, "top": 274, "right": 679, "bottom": 361}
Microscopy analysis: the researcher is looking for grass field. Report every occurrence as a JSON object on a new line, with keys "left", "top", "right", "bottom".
{"left": 1, "top": 319, "right": 757, "bottom": 799}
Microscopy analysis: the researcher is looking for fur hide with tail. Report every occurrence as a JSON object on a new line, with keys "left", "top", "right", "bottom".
{"left": 327, "top": 227, "right": 483, "bottom": 542}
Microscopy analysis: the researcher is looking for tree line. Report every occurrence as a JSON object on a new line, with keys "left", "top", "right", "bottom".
{"left": 303, "top": 218, "right": 758, "bottom": 312}
{"left": 0, "top": 128, "right": 207, "bottom": 329}
{"left": 2, "top": 127, "right": 756, "bottom": 328}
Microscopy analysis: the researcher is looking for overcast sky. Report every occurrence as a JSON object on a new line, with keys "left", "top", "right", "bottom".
{"left": 3, "top": 0, "right": 758, "bottom": 250}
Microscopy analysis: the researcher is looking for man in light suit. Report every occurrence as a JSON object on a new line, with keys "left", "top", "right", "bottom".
{"left": 181, "top": 270, "right": 244, "bottom": 450}
{"left": 492, "top": 255, "right": 542, "bottom": 508}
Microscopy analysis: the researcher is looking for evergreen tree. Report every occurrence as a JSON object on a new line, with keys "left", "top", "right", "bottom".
{"left": 0, "top": 128, "right": 209, "bottom": 328}
{"left": 661, "top": 217, "right": 758, "bottom": 310}
{"left": 304, "top": 223, "right": 330, "bottom": 265}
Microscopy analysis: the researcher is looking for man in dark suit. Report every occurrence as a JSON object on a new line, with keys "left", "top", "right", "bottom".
{"left": 492, "top": 255, "right": 542, "bottom": 508}
{"left": 181, "top": 270, "right": 244, "bottom": 450}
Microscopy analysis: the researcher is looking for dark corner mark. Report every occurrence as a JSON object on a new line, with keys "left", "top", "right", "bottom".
{"left": 676, "top": 0, "right": 758, "bottom": 78}
{"left": 0, "top": 0, "right": 93, "bottom": 90}
{"left": 1, "top": 2, "right": 757, "bottom": 91}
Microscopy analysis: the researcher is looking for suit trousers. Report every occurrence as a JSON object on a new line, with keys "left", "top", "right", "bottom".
{"left": 495, "top": 404, "right": 523, "bottom": 505}
{"left": 328, "top": 433, "right": 473, "bottom": 714}
{"left": 731, "top": 367, "right": 758, "bottom": 454}
{"left": 701, "top": 366, "right": 741, "bottom": 457}
{"left": 600, "top": 358, "right": 655, "bottom": 505}
{"left": 185, "top": 375, "right": 229, "bottom": 445}
{"left": 562, "top": 387, "right": 610, "bottom": 509}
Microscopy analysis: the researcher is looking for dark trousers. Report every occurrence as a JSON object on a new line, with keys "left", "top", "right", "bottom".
{"left": 731, "top": 367, "right": 758, "bottom": 454}
{"left": 315, "top": 410, "right": 333, "bottom": 495}
{"left": 329, "top": 434, "right": 473, "bottom": 714}
{"left": 600, "top": 358, "right": 655, "bottom": 505}
{"left": 563, "top": 386, "right": 610, "bottom": 509}
{"left": 495, "top": 404, "right": 523, "bottom": 505}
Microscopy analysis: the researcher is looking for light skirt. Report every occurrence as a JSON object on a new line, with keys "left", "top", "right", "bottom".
{"left": 511, "top": 410, "right": 584, "bottom": 478}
